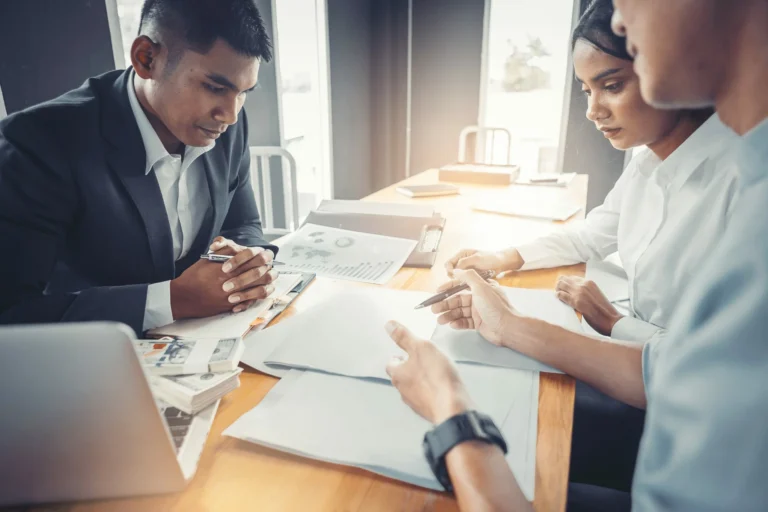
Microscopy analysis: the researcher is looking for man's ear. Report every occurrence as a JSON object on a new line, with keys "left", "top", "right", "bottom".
{"left": 130, "top": 35, "right": 161, "bottom": 79}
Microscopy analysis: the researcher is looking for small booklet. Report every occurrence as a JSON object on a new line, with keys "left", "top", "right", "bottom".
{"left": 150, "top": 368, "right": 242, "bottom": 415}
{"left": 134, "top": 338, "right": 244, "bottom": 376}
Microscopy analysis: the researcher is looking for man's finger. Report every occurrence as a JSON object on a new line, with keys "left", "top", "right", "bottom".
{"left": 385, "top": 355, "right": 407, "bottom": 381}
{"left": 430, "top": 293, "right": 472, "bottom": 314}
{"left": 453, "top": 269, "right": 494, "bottom": 293}
{"left": 437, "top": 278, "right": 462, "bottom": 293}
{"left": 385, "top": 320, "right": 419, "bottom": 353}
{"left": 222, "top": 247, "right": 273, "bottom": 273}
{"left": 222, "top": 266, "right": 275, "bottom": 293}
{"left": 450, "top": 318, "right": 474, "bottom": 330}
{"left": 227, "top": 283, "right": 275, "bottom": 304}
{"left": 556, "top": 290, "right": 571, "bottom": 305}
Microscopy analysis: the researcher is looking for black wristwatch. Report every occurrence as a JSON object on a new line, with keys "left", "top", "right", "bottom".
{"left": 423, "top": 410, "right": 507, "bottom": 492}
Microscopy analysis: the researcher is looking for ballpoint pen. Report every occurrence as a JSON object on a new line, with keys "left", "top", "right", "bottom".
{"left": 414, "top": 270, "right": 497, "bottom": 310}
{"left": 199, "top": 253, "right": 285, "bottom": 265}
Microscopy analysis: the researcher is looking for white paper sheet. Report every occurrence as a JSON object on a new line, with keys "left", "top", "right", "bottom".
{"left": 316, "top": 199, "right": 435, "bottom": 218}
{"left": 261, "top": 288, "right": 437, "bottom": 380}
{"left": 276, "top": 224, "right": 417, "bottom": 285}
{"left": 472, "top": 198, "right": 581, "bottom": 221}
{"left": 431, "top": 287, "right": 584, "bottom": 373}
{"left": 224, "top": 365, "right": 538, "bottom": 501}
{"left": 148, "top": 274, "right": 303, "bottom": 339}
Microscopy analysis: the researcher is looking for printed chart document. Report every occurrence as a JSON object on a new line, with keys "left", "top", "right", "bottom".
{"left": 224, "top": 365, "right": 539, "bottom": 501}
{"left": 276, "top": 224, "right": 417, "bottom": 285}
{"left": 148, "top": 274, "right": 303, "bottom": 339}
{"left": 253, "top": 288, "right": 436, "bottom": 380}
{"left": 432, "top": 287, "right": 584, "bottom": 373}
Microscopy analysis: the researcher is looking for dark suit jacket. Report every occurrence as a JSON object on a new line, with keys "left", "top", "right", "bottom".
{"left": 0, "top": 69, "right": 277, "bottom": 334}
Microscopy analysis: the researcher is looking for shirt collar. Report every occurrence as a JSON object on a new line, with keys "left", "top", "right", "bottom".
{"left": 736, "top": 116, "right": 768, "bottom": 187}
{"left": 126, "top": 70, "right": 214, "bottom": 175}
{"left": 638, "top": 114, "right": 737, "bottom": 190}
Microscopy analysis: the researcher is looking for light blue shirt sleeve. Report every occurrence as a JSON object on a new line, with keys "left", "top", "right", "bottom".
{"left": 142, "top": 281, "right": 174, "bottom": 332}
{"left": 632, "top": 124, "right": 768, "bottom": 511}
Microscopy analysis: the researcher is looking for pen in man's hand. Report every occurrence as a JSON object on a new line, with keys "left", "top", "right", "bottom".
{"left": 199, "top": 253, "right": 285, "bottom": 266}
{"left": 414, "top": 270, "right": 497, "bottom": 310}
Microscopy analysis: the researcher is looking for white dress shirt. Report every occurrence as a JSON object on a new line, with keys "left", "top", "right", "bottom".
{"left": 516, "top": 115, "right": 740, "bottom": 342}
{"left": 126, "top": 72, "right": 215, "bottom": 331}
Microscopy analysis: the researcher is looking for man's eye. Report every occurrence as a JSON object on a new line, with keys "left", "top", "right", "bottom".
{"left": 203, "top": 83, "right": 226, "bottom": 94}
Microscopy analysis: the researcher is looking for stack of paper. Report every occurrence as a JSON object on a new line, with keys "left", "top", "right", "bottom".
{"left": 149, "top": 368, "right": 242, "bottom": 414}
{"left": 431, "top": 287, "right": 583, "bottom": 373}
{"left": 133, "top": 338, "right": 244, "bottom": 376}
{"left": 224, "top": 366, "right": 539, "bottom": 501}
{"left": 241, "top": 288, "right": 437, "bottom": 380}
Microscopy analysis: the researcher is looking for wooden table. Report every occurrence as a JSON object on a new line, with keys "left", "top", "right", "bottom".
{"left": 60, "top": 170, "right": 587, "bottom": 512}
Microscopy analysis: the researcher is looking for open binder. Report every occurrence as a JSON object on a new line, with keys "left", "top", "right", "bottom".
{"left": 302, "top": 201, "right": 446, "bottom": 268}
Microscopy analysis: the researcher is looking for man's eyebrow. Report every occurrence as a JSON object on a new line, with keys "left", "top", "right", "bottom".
{"left": 205, "top": 73, "right": 257, "bottom": 93}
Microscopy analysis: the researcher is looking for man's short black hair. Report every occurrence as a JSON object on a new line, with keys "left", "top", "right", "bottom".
{"left": 139, "top": 0, "right": 272, "bottom": 64}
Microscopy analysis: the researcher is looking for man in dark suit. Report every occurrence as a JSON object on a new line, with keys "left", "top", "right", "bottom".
{"left": 0, "top": 0, "right": 280, "bottom": 335}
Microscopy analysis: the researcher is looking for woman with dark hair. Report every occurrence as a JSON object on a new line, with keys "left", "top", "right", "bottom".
{"left": 446, "top": 0, "right": 738, "bottom": 345}
{"left": 380, "top": 1, "right": 744, "bottom": 511}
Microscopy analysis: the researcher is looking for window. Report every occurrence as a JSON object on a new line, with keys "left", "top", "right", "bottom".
{"left": 479, "top": 0, "right": 575, "bottom": 175}
{"left": 115, "top": 0, "right": 143, "bottom": 68}
{"left": 274, "top": 0, "right": 333, "bottom": 218}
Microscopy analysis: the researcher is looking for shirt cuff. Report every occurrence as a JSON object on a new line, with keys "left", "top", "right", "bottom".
{"left": 143, "top": 280, "right": 174, "bottom": 332}
{"left": 517, "top": 241, "right": 563, "bottom": 271}
{"left": 611, "top": 315, "right": 662, "bottom": 343}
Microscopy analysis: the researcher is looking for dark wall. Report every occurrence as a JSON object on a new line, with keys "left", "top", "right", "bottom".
{"left": 327, "top": 0, "right": 485, "bottom": 199}
{"left": 558, "top": 0, "right": 626, "bottom": 211}
{"left": 327, "top": 0, "right": 375, "bottom": 200}
{"left": 0, "top": 1, "right": 117, "bottom": 114}
{"left": 409, "top": 0, "right": 485, "bottom": 175}
{"left": 370, "top": 0, "right": 410, "bottom": 191}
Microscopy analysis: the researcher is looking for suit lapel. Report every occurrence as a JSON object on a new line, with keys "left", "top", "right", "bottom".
{"left": 101, "top": 70, "right": 175, "bottom": 281}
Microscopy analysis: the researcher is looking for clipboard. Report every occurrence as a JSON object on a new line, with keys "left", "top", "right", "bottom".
{"left": 301, "top": 210, "right": 446, "bottom": 268}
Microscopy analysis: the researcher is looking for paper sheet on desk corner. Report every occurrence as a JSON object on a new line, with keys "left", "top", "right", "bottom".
{"left": 224, "top": 365, "right": 539, "bottom": 501}
{"left": 432, "top": 287, "right": 585, "bottom": 374}
{"left": 148, "top": 273, "right": 302, "bottom": 339}
{"left": 251, "top": 288, "right": 437, "bottom": 380}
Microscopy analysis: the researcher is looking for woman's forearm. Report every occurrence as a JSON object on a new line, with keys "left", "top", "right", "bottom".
{"left": 505, "top": 317, "right": 647, "bottom": 409}
{"left": 447, "top": 441, "right": 532, "bottom": 512}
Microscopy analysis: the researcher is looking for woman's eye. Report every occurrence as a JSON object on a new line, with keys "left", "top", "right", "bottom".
{"left": 604, "top": 81, "right": 624, "bottom": 92}
{"left": 582, "top": 89, "right": 592, "bottom": 97}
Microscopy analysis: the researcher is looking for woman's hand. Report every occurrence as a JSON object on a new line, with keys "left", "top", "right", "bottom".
{"left": 555, "top": 276, "right": 624, "bottom": 336}
{"left": 444, "top": 248, "right": 523, "bottom": 276}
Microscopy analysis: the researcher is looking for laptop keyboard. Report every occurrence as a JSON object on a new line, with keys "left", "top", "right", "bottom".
{"left": 162, "top": 405, "right": 193, "bottom": 452}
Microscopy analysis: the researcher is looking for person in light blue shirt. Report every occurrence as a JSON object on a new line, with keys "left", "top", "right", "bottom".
{"left": 382, "top": 1, "right": 768, "bottom": 510}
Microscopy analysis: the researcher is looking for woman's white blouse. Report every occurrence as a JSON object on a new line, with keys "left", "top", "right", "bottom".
{"left": 516, "top": 115, "right": 740, "bottom": 342}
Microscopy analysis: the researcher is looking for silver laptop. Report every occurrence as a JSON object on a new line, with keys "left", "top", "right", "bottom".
{"left": 0, "top": 322, "right": 217, "bottom": 506}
